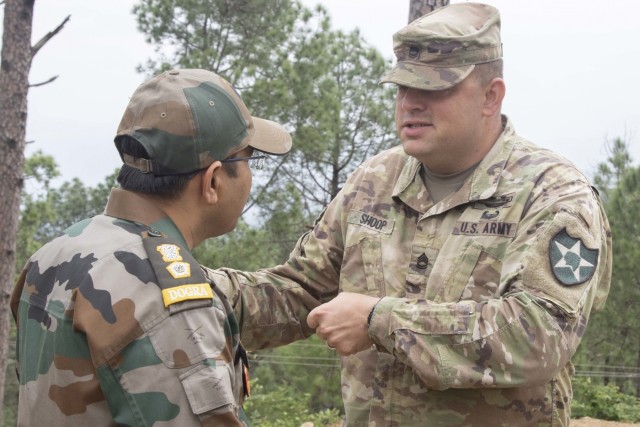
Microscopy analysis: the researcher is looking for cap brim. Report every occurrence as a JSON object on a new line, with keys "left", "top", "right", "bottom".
{"left": 379, "top": 62, "right": 475, "bottom": 91}
{"left": 250, "top": 117, "right": 292, "bottom": 155}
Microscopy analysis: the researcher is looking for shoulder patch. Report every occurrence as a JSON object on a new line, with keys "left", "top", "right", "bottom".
{"left": 142, "top": 231, "right": 213, "bottom": 314}
{"left": 549, "top": 228, "right": 598, "bottom": 286}
{"left": 162, "top": 283, "right": 213, "bottom": 307}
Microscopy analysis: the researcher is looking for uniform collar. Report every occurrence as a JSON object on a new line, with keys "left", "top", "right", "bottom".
{"left": 467, "top": 115, "right": 516, "bottom": 201}
{"left": 393, "top": 115, "right": 516, "bottom": 215}
{"left": 104, "top": 188, "right": 189, "bottom": 248}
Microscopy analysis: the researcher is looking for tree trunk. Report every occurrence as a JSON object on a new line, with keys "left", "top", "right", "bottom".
{"left": 0, "top": 0, "right": 36, "bottom": 422}
{"left": 408, "top": 0, "right": 450, "bottom": 23}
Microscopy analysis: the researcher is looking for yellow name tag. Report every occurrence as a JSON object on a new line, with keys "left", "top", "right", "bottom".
{"left": 162, "top": 283, "right": 213, "bottom": 307}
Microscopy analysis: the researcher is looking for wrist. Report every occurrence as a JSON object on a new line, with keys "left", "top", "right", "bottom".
{"left": 367, "top": 298, "right": 382, "bottom": 325}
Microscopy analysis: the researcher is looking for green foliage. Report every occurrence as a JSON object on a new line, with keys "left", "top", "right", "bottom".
{"left": 575, "top": 138, "right": 640, "bottom": 397}
{"left": 194, "top": 220, "right": 280, "bottom": 271}
{"left": 250, "top": 337, "right": 342, "bottom": 413}
{"left": 194, "top": 182, "right": 310, "bottom": 270}
{"left": 16, "top": 153, "right": 118, "bottom": 271}
{"left": 244, "top": 379, "right": 342, "bottom": 427}
{"left": 246, "top": 16, "right": 397, "bottom": 214}
{"left": 16, "top": 151, "right": 60, "bottom": 269}
{"left": 133, "top": 0, "right": 304, "bottom": 82}
{"left": 592, "top": 137, "right": 634, "bottom": 202}
{"left": 572, "top": 377, "right": 640, "bottom": 422}
{"left": 134, "top": 0, "right": 397, "bottom": 222}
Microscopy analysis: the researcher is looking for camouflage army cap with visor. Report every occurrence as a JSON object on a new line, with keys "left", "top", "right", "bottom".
{"left": 115, "top": 69, "right": 292, "bottom": 176}
{"left": 380, "top": 2, "right": 502, "bottom": 91}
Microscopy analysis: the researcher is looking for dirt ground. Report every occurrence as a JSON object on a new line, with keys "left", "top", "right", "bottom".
{"left": 572, "top": 417, "right": 640, "bottom": 426}
{"left": 319, "top": 418, "right": 639, "bottom": 427}
{"left": 315, "top": 418, "right": 640, "bottom": 427}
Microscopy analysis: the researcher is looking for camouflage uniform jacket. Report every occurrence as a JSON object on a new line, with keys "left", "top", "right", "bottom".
{"left": 210, "top": 117, "right": 612, "bottom": 427}
{"left": 11, "top": 188, "right": 248, "bottom": 427}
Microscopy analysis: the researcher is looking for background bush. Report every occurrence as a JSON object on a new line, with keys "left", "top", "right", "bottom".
{"left": 572, "top": 377, "right": 640, "bottom": 422}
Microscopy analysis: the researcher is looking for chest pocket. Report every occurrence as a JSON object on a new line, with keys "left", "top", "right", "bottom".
{"left": 426, "top": 205, "right": 512, "bottom": 303}
{"left": 341, "top": 210, "right": 395, "bottom": 297}
{"left": 428, "top": 239, "right": 503, "bottom": 303}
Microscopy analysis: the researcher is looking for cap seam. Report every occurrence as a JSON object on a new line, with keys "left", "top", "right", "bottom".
{"left": 202, "top": 82, "right": 249, "bottom": 159}
{"left": 395, "top": 43, "right": 502, "bottom": 57}
{"left": 179, "top": 78, "right": 200, "bottom": 172}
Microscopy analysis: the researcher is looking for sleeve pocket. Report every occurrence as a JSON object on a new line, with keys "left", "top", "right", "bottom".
{"left": 180, "top": 364, "right": 235, "bottom": 414}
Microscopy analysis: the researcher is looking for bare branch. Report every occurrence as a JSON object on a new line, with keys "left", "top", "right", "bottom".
{"left": 408, "top": 0, "right": 449, "bottom": 23}
{"left": 31, "top": 15, "right": 70, "bottom": 57}
{"left": 29, "top": 75, "right": 59, "bottom": 88}
{"left": 243, "top": 157, "right": 287, "bottom": 213}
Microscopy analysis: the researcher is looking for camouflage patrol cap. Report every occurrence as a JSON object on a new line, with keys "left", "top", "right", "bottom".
{"left": 380, "top": 3, "right": 502, "bottom": 91}
{"left": 115, "top": 69, "right": 292, "bottom": 176}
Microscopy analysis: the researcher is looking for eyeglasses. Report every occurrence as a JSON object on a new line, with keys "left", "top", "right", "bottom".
{"left": 220, "top": 154, "right": 267, "bottom": 170}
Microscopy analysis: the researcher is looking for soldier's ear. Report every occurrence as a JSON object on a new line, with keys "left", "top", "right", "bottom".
{"left": 201, "top": 161, "right": 222, "bottom": 204}
{"left": 482, "top": 77, "right": 505, "bottom": 117}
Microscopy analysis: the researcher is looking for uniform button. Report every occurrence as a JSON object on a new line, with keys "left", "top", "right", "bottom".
{"left": 147, "top": 228, "right": 162, "bottom": 237}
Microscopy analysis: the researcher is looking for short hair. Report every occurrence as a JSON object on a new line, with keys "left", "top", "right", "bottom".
{"left": 473, "top": 59, "right": 504, "bottom": 87}
{"left": 221, "top": 156, "right": 239, "bottom": 179}
{"left": 115, "top": 136, "right": 240, "bottom": 199}
{"left": 116, "top": 135, "right": 238, "bottom": 200}
{"left": 115, "top": 136, "right": 192, "bottom": 200}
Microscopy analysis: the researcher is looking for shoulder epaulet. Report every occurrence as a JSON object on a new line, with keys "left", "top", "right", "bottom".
{"left": 141, "top": 227, "right": 214, "bottom": 315}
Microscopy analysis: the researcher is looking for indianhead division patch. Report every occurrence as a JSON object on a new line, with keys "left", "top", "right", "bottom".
{"left": 549, "top": 228, "right": 599, "bottom": 286}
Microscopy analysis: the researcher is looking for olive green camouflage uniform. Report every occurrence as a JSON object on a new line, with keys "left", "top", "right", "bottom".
{"left": 11, "top": 188, "right": 249, "bottom": 426}
{"left": 208, "top": 116, "right": 612, "bottom": 426}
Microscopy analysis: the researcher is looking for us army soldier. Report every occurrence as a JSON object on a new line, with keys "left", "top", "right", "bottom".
{"left": 11, "top": 69, "right": 291, "bottom": 426}
{"left": 207, "top": 4, "right": 612, "bottom": 426}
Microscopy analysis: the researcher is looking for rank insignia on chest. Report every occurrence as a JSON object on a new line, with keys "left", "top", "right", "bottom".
{"left": 549, "top": 228, "right": 598, "bottom": 286}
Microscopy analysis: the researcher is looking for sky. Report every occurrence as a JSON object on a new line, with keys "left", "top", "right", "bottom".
{"left": 10, "top": 0, "right": 640, "bottom": 187}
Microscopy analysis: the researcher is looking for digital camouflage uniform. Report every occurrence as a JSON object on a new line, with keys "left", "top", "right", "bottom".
{"left": 11, "top": 188, "right": 249, "bottom": 426}
{"left": 208, "top": 116, "right": 612, "bottom": 426}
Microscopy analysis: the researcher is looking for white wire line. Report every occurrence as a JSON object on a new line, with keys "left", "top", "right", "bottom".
{"left": 574, "top": 373, "right": 640, "bottom": 378}
{"left": 254, "top": 354, "right": 337, "bottom": 361}
{"left": 251, "top": 365, "right": 640, "bottom": 375}
{"left": 250, "top": 353, "right": 340, "bottom": 368}
{"left": 248, "top": 355, "right": 640, "bottom": 375}
{"left": 574, "top": 364, "right": 640, "bottom": 371}
{"left": 574, "top": 364, "right": 640, "bottom": 378}
{"left": 575, "top": 371, "right": 640, "bottom": 378}
{"left": 272, "top": 342, "right": 334, "bottom": 348}
{"left": 253, "top": 360, "right": 340, "bottom": 368}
